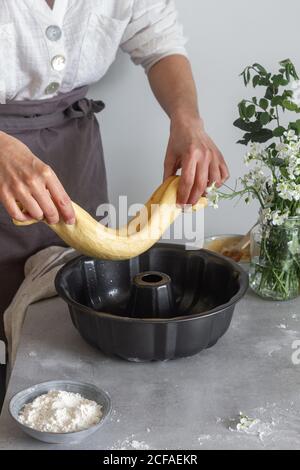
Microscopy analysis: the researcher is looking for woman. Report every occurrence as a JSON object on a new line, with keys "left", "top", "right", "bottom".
{"left": 0, "top": 1, "right": 228, "bottom": 365}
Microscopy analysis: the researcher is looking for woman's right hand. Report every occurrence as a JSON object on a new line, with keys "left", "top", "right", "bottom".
{"left": 0, "top": 131, "right": 75, "bottom": 224}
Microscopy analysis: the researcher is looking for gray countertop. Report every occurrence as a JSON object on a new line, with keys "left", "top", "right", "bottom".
{"left": 0, "top": 291, "right": 300, "bottom": 450}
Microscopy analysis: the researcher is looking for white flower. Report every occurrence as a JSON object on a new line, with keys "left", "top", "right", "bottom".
{"left": 261, "top": 208, "right": 272, "bottom": 223}
{"left": 244, "top": 143, "right": 269, "bottom": 165}
{"left": 275, "top": 136, "right": 300, "bottom": 164}
{"left": 260, "top": 208, "right": 290, "bottom": 226}
{"left": 277, "top": 181, "right": 300, "bottom": 201}
{"left": 241, "top": 167, "right": 267, "bottom": 191}
{"left": 284, "top": 130, "right": 298, "bottom": 142}
{"left": 276, "top": 142, "right": 287, "bottom": 152}
{"left": 287, "top": 156, "right": 300, "bottom": 179}
{"left": 250, "top": 143, "right": 262, "bottom": 155}
{"left": 271, "top": 210, "right": 290, "bottom": 226}
{"left": 244, "top": 152, "right": 252, "bottom": 166}
{"left": 206, "top": 182, "right": 219, "bottom": 209}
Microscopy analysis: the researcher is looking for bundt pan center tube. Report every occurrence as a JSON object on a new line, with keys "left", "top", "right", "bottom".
{"left": 55, "top": 244, "right": 249, "bottom": 361}
{"left": 13, "top": 176, "right": 207, "bottom": 260}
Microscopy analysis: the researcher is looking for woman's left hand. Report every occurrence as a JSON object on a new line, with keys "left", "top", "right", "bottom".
{"left": 164, "top": 115, "right": 229, "bottom": 206}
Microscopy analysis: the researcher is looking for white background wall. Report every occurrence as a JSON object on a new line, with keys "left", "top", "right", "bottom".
{"left": 89, "top": 0, "right": 300, "bottom": 237}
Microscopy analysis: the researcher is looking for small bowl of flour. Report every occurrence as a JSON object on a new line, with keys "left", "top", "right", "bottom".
{"left": 9, "top": 380, "right": 111, "bottom": 444}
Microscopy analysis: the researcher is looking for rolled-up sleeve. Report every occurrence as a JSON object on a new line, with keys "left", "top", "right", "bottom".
{"left": 120, "top": 0, "right": 188, "bottom": 73}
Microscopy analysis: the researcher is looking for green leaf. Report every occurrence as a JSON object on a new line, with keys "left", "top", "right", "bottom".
{"left": 282, "top": 99, "right": 299, "bottom": 111}
{"left": 233, "top": 118, "right": 251, "bottom": 131}
{"left": 246, "top": 68, "right": 251, "bottom": 84}
{"left": 253, "top": 63, "right": 267, "bottom": 75}
{"left": 280, "top": 78, "right": 289, "bottom": 86}
{"left": 237, "top": 140, "right": 249, "bottom": 145}
{"left": 259, "top": 98, "right": 269, "bottom": 110}
{"left": 233, "top": 118, "right": 262, "bottom": 132}
{"left": 265, "top": 87, "right": 274, "bottom": 100}
{"left": 238, "top": 100, "right": 248, "bottom": 119}
{"left": 271, "top": 74, "right": 282, "bottom": 87}
{"left": 280, "top": 58, "right": 299, "bottom": 81}
{"left": 289, "top": 120, "right": 300, "bottom": 134}
{"left": 246, "top": 104, "right": 256, "bottom": 118}
{"left": 280, "top": 59, "right": 292, "bottom": 67}
{"left": 240, "top": 67, "right": 251, "bottom": 86}
{"left": 272, "top": 74, "right": 289, "bottom": 87}
{"left": 242, "top": 72, "right": 247, "bottom": 87}
{"left": 273, "top": 126, "right": 286, "bottom": 137}
{"left": 237, "top": 133, "right": 252, "bottom": 145}
{"left": 258, "top": 77, "right": 271, "bottom": 86}
{"left": 250, "top": 129, "right": 273, "bottom": 143}
{"left": 252, "top": 75, "right": 260, "bottom": 88}
{"left": 260, "top": 112, "right": 270, "bottom": 125}
{"left": 271, "top": 96, "right": 283, "bottom": 107}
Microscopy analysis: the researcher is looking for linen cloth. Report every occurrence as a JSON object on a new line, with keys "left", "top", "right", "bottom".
{"left": 4, "top": 246, "right": 78, "bottom": 374}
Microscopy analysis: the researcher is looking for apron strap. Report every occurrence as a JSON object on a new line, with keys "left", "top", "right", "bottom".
{"left": 0, "top": 87, "right": 105, "bottom": 132}
{"left": 65, "top": 98, "right": 105, "bottom": 120}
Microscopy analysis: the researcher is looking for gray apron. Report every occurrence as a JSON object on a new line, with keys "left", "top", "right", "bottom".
{"left": 0, "top": 86, "right": 109, "bottom": 341}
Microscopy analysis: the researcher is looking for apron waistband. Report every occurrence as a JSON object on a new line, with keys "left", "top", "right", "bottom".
{"left": 0, "top": 86, "right": 105, "bottom": 131}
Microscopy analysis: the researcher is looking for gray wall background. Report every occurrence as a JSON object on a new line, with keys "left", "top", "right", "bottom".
{"left": 89, "top": 0, "right": 300, "bottom": 236}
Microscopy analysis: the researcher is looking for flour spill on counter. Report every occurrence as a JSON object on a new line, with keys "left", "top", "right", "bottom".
{"left": 110, "top": 434, "right": 150, "bottom": 450}
{"left": 198, "top": 434, "right": 211, "bottom": 446}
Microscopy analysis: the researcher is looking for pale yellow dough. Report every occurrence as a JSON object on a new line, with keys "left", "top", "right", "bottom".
{"left": 13, "top": 176, "right": 207, "bottom": 260}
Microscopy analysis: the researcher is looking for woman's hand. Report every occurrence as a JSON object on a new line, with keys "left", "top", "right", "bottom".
{"left": 164, "top": 115, "right": 229, "bottom": 206}
{"left": 0, "top": 131, "right": 75, "bottom": 224}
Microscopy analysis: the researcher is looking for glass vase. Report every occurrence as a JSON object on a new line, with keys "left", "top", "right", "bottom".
{"left": 249, "top": 217, "right": 300, "bottom": 301}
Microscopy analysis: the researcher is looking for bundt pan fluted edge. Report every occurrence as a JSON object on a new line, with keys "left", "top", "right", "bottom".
{"left": 55, "top": 244, "right": 248, "bottom": 361}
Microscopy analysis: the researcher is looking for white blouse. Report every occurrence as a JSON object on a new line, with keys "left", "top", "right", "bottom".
{"left": 0, "top": 0, "right": 187, "bottom": 103}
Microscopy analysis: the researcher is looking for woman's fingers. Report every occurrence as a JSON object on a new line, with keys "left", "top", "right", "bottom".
{"left": 163, "top": 144, "right": 178, "bottom": 181}
{"left": 208, "top": 154, "right": 222, "bottom": 188}
{"left": 46, "top": 171, "right": 75, "bottom": 224}
{"left": 179, "top": 148, "right": 226, "bottom": 206}
{"left": 14, "top": 186, "right": 44, "bottom": 221}
{"left": 0, "top": 134, "right": 75, "bottom": 224}
{"left": 30, "top": 185, "right": 61, "bottom": 225}
{"left": 177, "top": 150, "right": 198, "bottom": 205}
{"left": 0, "top": 188, "right": 31, "bottom": 221}
{"left": 187, "top": 158, "right": 210, "bottom": 206}
{"left": 220, "top": 161, "right": 230, "bottom": 183}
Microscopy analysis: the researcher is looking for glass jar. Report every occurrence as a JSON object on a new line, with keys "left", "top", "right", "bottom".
{"left": 249, "top": 217, "right": 300, "bottom": 301}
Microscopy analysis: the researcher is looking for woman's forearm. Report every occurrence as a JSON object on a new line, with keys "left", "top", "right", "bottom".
{"left": 147, "top": 55, "right": 229, "bottom": 205}
{"left": 148, "top": 55, "right": 200, "bottom": 123}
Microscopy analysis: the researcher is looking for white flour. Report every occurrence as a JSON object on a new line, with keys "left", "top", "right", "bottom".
{"left": 111, "top": 435, "right": 150, "bottom": 450}
{"left": 18, "top": 390, "right": 102, "bottom": 433}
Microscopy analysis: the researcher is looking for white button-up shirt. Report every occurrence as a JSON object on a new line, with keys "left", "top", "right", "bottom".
{"left": 0, "top": 0, "right": 187, "bottom": 102}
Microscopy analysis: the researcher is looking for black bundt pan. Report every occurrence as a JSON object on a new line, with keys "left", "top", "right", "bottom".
{"left": 55, "top": 244, "right": 248, "bottom": 361}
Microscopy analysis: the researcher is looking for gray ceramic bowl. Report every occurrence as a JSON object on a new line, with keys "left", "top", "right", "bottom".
{"left": 9, "top": 380, "right": 111, "bottom": 444}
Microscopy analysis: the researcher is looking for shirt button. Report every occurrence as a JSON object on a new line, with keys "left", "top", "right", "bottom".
{"left": 45, "top": 82, "right": 60, "bottom": 95}
{"left": 46, "top": 25, "right": 62, "bottom": 41}
{"left": 51, "top": 54, "right": 66, "bottom": 71}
